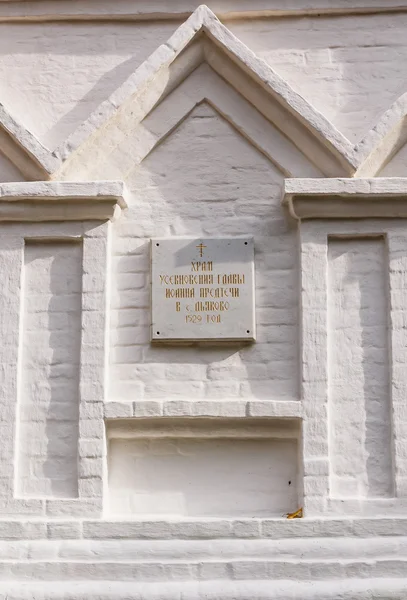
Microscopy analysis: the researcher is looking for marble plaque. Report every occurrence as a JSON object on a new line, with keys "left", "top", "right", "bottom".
{"left": 151, "top": 238, "right": 255, "bottom": 342}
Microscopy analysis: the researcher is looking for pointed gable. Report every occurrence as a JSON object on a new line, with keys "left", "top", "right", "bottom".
{"left": 0, "top": 5, "right": 406, "bottom": 179}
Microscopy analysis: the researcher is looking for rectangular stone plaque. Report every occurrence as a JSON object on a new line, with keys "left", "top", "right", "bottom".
{"left": 151, "top": 238, "right": 255, "bottom": 342}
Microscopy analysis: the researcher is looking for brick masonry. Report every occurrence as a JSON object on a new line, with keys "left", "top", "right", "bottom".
{"left": 0, "top": 3, "right": 405, "bottom": 598}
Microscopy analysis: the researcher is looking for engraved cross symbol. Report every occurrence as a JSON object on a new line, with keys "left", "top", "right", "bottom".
{"left": 196, "top": 243, "right": 206, "bottom": 257}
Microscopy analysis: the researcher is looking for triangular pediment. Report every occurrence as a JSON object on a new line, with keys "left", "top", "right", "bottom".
{"left": 57, "top": 63, "right": 324, "bottom": 180}
{"left": 0, "top": 5, "right": 406, "bottom": 180}
{"left": 0, "top": 150, "right": 25, "bottom": 182}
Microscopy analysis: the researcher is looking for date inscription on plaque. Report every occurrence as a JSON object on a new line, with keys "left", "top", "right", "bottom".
{"left": 151, "top": 238, "right": 255, "bottom": 342}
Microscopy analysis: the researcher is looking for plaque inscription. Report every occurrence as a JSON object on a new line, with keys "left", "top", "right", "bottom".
{"left": 151, "top": 238, "right": 255, "bottom": 342}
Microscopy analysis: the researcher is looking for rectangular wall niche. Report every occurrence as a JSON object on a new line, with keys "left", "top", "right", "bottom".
{"left": 328, "top": 237, "right": 393, "bottom": 499}
{"left": 107, "top": 418, "right": 300, "bottom": 517}
{"left": 16, "top": 240, "right": 82, "bottom": 499}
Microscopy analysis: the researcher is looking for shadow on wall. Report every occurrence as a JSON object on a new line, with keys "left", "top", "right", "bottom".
{"left": 110, "top": 101, "right": 300, "bottom": 403}
{"left": 21, "top": 241, "right": 82, "bottom": 498}
{"left": 0, "top": 21, "right": 180, "bottom": 148}
{"left": 45, "top": 54, "right": 154, "bottom": 148}
{"left": 226, "top": 11, "right": 407, "bottom": 145}
{"left": 328, "top": 238, "right": 393, "bottom": 499}
{"left": 45, "top": 242, "right": 82, "bottom": 497}
{"left": 1, "top": 12, "right": 407, "bottom": 150}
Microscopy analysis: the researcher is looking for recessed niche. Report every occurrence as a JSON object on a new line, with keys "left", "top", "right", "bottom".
{"left": 17, "top": 240, "right": 82, "bottom": 499}
{"left": 328, "top": 238, "right": 393, "bottom": 499}
{"left": 106, "top": 418, "right": 301, "bottom": 518}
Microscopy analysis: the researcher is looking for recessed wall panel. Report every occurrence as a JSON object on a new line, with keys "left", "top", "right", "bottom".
{"left": 16, "top": 241, "right": 82, "bottom": 498}
{"left": 107, "top": 419, "right": 300, "bottom": 517}
{"left": 328, "top": 237, "right": 393, "bottom": 499}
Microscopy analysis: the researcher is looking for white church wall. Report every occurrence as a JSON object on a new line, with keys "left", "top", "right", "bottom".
{"left": 0, "top": 221, "right": 112, "bottom": 517}
{"left": 105, "top": 102, "right": 301, "bottom": 406}
{"left": 0, "top": 3, "right": 406, "bottom": 597}
{"left": 17, "top": 240, "right": 83, "bottom": 499}
{"left": 227, "top": 12, "right": 407, "bottom": 144}
{"left": 0, "top": 21, "right": 179, "bottom": 149}
{"left": 0, "top": 152, "right": 24, "bottom": 182}
{"left": 379, "top": 144, "right": 407, "bottom": 176}
{"left": 107, "top": 419, "right": 300, "bottom": 518}
{"left": 1, "top": 11, "right": 407, "bottom": 151}
{"left": 328, "top": 237, "right": 393, "bottom": 500}
{"left": 300, "top": 219, "right": 407, "bottom": 516}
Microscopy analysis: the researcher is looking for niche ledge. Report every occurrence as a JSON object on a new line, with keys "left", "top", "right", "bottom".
{"left": 104, "top": 399, "right": 303, "bottom": 419}
{"left": 283, "top": 177, "right": 407, "bottom": 219}
{"left": 106, "top": 417, "right": 302, "bottom": 519}
{"left": 0, "top": 180, "right": 127, "bottom": 221}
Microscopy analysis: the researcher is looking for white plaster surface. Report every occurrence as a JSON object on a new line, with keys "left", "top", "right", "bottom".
{"left": 0, "top": 21, "right": 178, "bottom": 149}
{"left": 1, "top": 5, "right": 407, "bottom": 177}
{"left": 109, "top": 437, "right": 298, "bottom": 517}
{"left": 0, "top": 0, "right": 404, "bottom": 21}
{"left": 0, "top": 3, "right": 406, "bottom": 597}
{"left": 227, "top": 12, "right": 407, "bottom": 144}
{"left": 17, "top": 241, "right": 82, "bottom": 498}
{"left": 107, "top": 102, "right": 300, "bottom": 403}
{"left": 0, "top": 151, "right": 24, "bottom": 182}
{"left": 328, "top": 238, "right": 393, "bottom": 499}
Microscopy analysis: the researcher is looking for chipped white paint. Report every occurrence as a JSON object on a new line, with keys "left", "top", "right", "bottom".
{"left": 0, "top": 2, "right": 407, "bottom": 598}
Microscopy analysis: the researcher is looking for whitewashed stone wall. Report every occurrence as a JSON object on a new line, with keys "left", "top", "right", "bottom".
{"left": 0, "top": 1, "right": 407, "bottom": 598}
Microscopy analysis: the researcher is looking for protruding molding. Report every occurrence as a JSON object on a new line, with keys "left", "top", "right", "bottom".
{"left": 104, "top": 399, "right": 303, "bottom": 420}
{"left": 60, "top": 63, "right": 323, "bottom": 180}
{"left": 353, "top": 93, "right": 407, "bottom": 177}
{"left": 0, "top": 104, "right": 59, "bottom": 180}
{"left": 0, "top": 180, "right": 127, "bottom": 221}
{"left": 2, "top": 5, "right": 407, "bottom": 179}
{"left": 0, "top": 5, "right": 356, "bottom": 180}
{"left": 283, "top": 178, "right": 407, "bottom": 220}
{"left": 0, "top": 0, "right": 406, "bottom": 22}
{"left": 53, "top": 4, "right": 355, "bottom": 179}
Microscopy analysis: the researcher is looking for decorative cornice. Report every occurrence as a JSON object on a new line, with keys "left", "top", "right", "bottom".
{"left": 0, "top": 180, "right": 127, "bottom": 221}
{"left": 1, "top": 5, "right": 407, "bottom": 179}
{"left": 52, "top": 4, "right": 354, "bottom": 180}
{"left": 283, "top": 178, "right": 407, "bottom": 220}
{"left": 0, "top": 5, "right": 355, "bottom": 180}
{"left": 0, "top": 1, "right": 405, "bottom": 22}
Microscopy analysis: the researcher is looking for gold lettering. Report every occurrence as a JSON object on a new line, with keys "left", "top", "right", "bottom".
{"left": 166, "top": 288, "right": 195, "bottom": 299}
{"left": 194, "top": 301, "right": 230, "bottom": 312}
{"left": 160, "top": 273, "right": 216, "bottom": 286}
{"left": 199, "top": 274, "right": 213, "bottom": 285}
{"left": 191, "top": 261, "right": 213, "bottom": 272}
{"left": 217, "top": 274, "right": 245, "bottom": 285}
{"left": 176, "top": 301, "right": 181, "bottom": 312}
{"left": 199, "top": 287, "right": 239, "bottom": 299}
{"left": 206, "top": 314, "right": 221, "bottom": 323}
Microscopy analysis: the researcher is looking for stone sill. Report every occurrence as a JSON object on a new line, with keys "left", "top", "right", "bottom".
{"left": 0, "top": 180, "right": 127, "bottom": 221}
{"left": 104, "top": 400, "right": 302, "bottom": 420}
{"left": 1, "top": 517, "right": 407, "bottom": 540}
{"left": 283, "top": 177, "right": 407, "bottom": 219}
